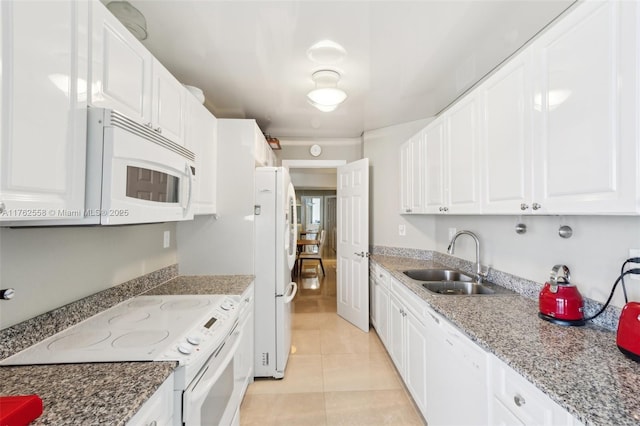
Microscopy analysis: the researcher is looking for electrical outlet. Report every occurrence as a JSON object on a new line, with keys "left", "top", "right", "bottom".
{"left": 163, "top": 230, "right": 171, "bottom": 248}
{"left": 448, "top": 227, "right": 457, "bottom": 241}
{"left": 630, "top": 249, "right": 640, "bottom": 280}
{"left": 398, "top": 224, "right": 406, "bottom": 236}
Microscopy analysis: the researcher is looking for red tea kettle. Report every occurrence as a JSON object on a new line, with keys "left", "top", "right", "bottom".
{"left": 538, "top": 264, "right": 585, "bottom": 326}
{"left": 617, "top": 301, "right": 640, "bottom": 362}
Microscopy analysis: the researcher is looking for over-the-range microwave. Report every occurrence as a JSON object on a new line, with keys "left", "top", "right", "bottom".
{"left": 6, "top": 108, "right": 195, "bottom": 226}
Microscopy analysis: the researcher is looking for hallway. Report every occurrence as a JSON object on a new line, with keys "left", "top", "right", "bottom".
{"left": 240, "top": 258, "right": 425, "bottom": 425}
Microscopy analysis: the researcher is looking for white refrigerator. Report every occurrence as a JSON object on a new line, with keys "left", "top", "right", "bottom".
{"left": 254, "top": 167, "right": 298, "bottom": 378}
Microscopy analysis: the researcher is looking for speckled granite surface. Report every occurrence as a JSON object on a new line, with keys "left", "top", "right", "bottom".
{"left": 0, "top": 272, "right": 253, "bottom": 425}
{"left": 144, "top": 275, "right": 254, "bottom": 296}
{"left": 372, "top": 245, "right": 621, "bottom": 330}
{"left": 0, "top": 362, "right": 176, "bottom": 425}
{"left": 371, "top": 253, "right": 640, "bottom": 426}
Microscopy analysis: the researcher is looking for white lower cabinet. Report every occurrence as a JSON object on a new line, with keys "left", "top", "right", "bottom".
{"left": 235, "top": 284, "right": 254, "bottom": 399}
{"left": 126, "top": 373, "right": 174, "bottom": 426}
{"left": 387, "top": 279, "right": 429, "bottom": 418}
{"left": 490, "top": 355, "right": 583, "bottom": 426}
{"left": 369, "top": 264, "right": 390, "bottom": 346}
{"left": 372, "top": 263, "right": 582, "bottom": 426}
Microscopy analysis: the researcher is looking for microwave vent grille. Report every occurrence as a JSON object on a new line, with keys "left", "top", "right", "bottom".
{"left": 109, "top": 110, "right": 195, "bottom": 162}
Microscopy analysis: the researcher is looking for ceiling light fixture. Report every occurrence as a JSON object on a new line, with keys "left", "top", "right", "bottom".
{"left": 306, "top": 40, "right": 347, "bottom": 64}
{"left": 307, "top": 70, "right": 347, "bottom": 112}
{"left": 106, "top": 1, "right": 148, "bottom": 41}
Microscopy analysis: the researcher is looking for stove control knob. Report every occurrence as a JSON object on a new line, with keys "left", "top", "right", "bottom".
{"left": 187, "top": 335, "right": 202, "bottom": 346}
{"left": 177, "top": 343, "right": 193, "bottom": 355}
{"left": 221, "top": 301, "right": 234, "bottom": 311}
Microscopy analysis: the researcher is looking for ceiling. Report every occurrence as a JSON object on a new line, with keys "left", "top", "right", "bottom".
{"left": 127, "top": 0, "right": 575, "bottom": 139}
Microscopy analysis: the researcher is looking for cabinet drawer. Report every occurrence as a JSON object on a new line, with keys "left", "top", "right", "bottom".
{"left": 390, "top": 278, "right": 425, "bottom": 322}
{"left": 370, "top": 263, "right": 390, "bottom": 288}
{"left": 491, "top": 356, "right": 573, "bottom": 425}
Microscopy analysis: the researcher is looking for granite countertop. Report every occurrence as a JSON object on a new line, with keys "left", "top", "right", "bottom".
{"left": 0, "top": 273, "right": 254, "bottom": 425}
{"left": 371, "top": 254, "right": 640, "bottom": 426}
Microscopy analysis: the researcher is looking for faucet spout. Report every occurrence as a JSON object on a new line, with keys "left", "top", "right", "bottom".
{"left": 447, "top": 230, "right": 485, "bottom": 283}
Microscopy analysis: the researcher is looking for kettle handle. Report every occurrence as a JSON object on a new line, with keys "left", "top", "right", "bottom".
{"left": 550, "top": 264, "right": 571, "bottom": 287}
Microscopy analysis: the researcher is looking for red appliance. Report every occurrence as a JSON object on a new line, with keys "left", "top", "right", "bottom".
{"left": 617, "top": 302, "right": 640, "bottom": 362}
{"left": 538, "top": 264, "right": 585, "bottom": 326}
{"left": 0, "top": 395, "right": 43, "bottom": 426}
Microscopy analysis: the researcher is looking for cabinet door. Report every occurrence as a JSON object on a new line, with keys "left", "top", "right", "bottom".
{"left": 369, "top": 275, "right": 377, "bottom": 327}
{"left": 424, "top": 119, "right": 447, "bottom": 213}
{"left": 491, "top": 398, "right": 526, "bottom": 426}
{"left": 399, "top": 138, "right": 413, "bottom": 213}
{"left": 481, "top": 51, "right": 534, "bottom": 214}
{"left": 405, "top": 310, "right": 428, "bottom": 418}
{"left": 151, "top": 59, "right": 186, "bottom": 145}
{"left": 445, "top": 95, "right": 481, "bottom": 213}
{"left": 388, "top": 294, "right": 405, "bottom": 374}
{"left": 374, "top": 280, "right": 390, "bottom": 347}
{"left": 0, "top": 0, "right": 88, "bottom": 222}
{"left": 410, "top": 133, "right": 425, "bottom": 213}
{"left": 184, "top": 95, "right": 217, "bottom": 215}
{"left": 90, "top": 0, "right": 152, "bottom": 124}
{"left": 531, "top": 0, "right": 638, "bottom": 214}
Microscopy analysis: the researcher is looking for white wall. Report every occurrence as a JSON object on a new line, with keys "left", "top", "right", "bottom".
{"left": 363, "top": 118, "right": 436, "bottom": 250}
{"left": 0, "top": 223, "right": 177, "bottom": 328}
{"left": 363, "top": 120, "right": 640, "bottom": 310}
{"left": 276, "top": 138, "right": 362, "bottom": 163}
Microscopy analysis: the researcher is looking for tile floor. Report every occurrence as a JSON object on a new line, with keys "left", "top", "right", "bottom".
{"left": 240, "top": 258, "right": 426, "bottom": 425}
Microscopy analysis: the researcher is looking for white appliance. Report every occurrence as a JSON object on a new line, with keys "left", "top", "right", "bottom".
{"left": 12, "top": 107, "right": 195, "bottom": 226}
{"left": 253, "top": 167, "right": 298, "bottom": 378}
{"left": 0, "top": 294, "right": 243, "bottom": 426}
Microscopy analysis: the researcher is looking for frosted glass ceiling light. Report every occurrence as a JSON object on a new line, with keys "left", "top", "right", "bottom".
{"left": 307, "top": 70, "right": 347, "bottom": 111}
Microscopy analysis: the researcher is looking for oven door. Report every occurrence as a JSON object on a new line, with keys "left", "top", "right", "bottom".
{"left": 101, "top": 125, "right": 194, "bottom": 225}
{"left": 182, "top": 321, "right": 241, "bottom": 426}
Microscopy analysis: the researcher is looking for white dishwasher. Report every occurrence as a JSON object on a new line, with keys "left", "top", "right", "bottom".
{"left": 425, "top": 308, "right": 489, "bottom": 426}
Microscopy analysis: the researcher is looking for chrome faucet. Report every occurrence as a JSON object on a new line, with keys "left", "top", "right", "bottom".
{"left": 447, "top": 230, "right": 486, "bottom": 283}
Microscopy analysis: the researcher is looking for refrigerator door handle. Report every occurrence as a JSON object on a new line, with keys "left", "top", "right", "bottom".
{"left": 283, "top": 282, "right": 298, "bottom": 304}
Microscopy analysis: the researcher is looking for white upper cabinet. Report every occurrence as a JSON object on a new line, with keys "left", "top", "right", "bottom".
{"left": 151, "top": 58, "right": 186, "bottom": 145}
{"left": 253, "top": 127, "right": 275, "bottom": 167}
{"left": 184, "top": 94, "right": 217, "bottom": 216}
{"left": 90, "top": 0, "right": 152, "bottom": 125}
{"left": 0, "top": 0, "right": 88, "bottom": 223}
{"left": 90, "top": 1, "right": 187, "bottom": 147}
{"left": 481, "top": 50, "right": 534, "bottom": 214}
{"left": 531, "top": 0, "right": 639, "bottom": 214}
{"left": 399, "top": 132, "right": 425, "bottom": 214}
{"left": 424, "top": 118, "right": 447, "bottom": 213}
{"left": 444, "top": 94, "right": 481, "bottom": 214}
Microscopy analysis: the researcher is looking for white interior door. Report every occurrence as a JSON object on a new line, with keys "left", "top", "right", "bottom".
{"left": 336, "top": 158, "right": 370, "bottom": 332}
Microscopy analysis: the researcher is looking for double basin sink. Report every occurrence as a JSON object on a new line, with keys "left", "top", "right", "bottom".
{"left": 403, "top": 269, "right": 513, "bottom": 296}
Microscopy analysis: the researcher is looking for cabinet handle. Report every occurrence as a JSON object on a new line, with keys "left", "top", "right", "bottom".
{"left": 439, "top": 206, "right": 448, "bottom": 212}
{"left": 155, "top": 127, "right": 163, "bottom": 134}
{"left": 405, "top": 208, "right": 412, "bottom": 213}
{"left": 428, "top": 312, "right": 440, "bottom": 324}
{"left": 513, "top": 394, "right": 526, "bottom": 407}
{"left": 532, "top": 203, "right": 541, "bottom": 210}
{"left": 520, "top": 203, "right": 529, "bottom": 211}
{"left": 0, "top": 201, "right": 5, "bottom": 214}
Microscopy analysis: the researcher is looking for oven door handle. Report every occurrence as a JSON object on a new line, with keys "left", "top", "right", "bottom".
{"left": 283, "top": 281, "right": 298, "bottom": 304}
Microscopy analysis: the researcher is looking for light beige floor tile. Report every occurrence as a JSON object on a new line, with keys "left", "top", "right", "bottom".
{"left": 240, "top": 392, "right": 327, "bottom": 426}
{"left": 291, "top": 329, "right": 322, "bottom": 355}
{"left": 292, "top": 312, "right": 323, "bottom": 330}
{"left": 324, "top": 389, "right": 424, "bottom": 426}
{"left": 247, "top": 354, "right": 324, "bottom": 394}
{"left": 320, "top": 327, "right": 385, "bottom": 354}
{"left": 293, "top": 299, "right": 320, "bottom": 313}
{"left": 322, "top": 352, "right": 401, "bottom": 392}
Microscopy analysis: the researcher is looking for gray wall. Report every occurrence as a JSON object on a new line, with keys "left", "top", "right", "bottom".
{"left": 363, "top": 120, "right": 640, "bottom": 309}
{"left": 276, "top": 138, "right": 362, "bottom": 163}
{"left": 0, "top": 223, "right": 177, "bottom": 328}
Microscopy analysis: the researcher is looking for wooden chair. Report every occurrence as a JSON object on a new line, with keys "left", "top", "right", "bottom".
{"left": 298, "top": 229, "right": 326, "bottom": 276}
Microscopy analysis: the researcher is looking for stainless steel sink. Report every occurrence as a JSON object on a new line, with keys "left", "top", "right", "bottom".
{"left": 402, "top": 268, "right": 515, "bottom": 296}
{"left": 421, "top": 281, "right": 495, "bottom": 295}
{"left": 403, "top": 269, "right": 473, "bottom": 282}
